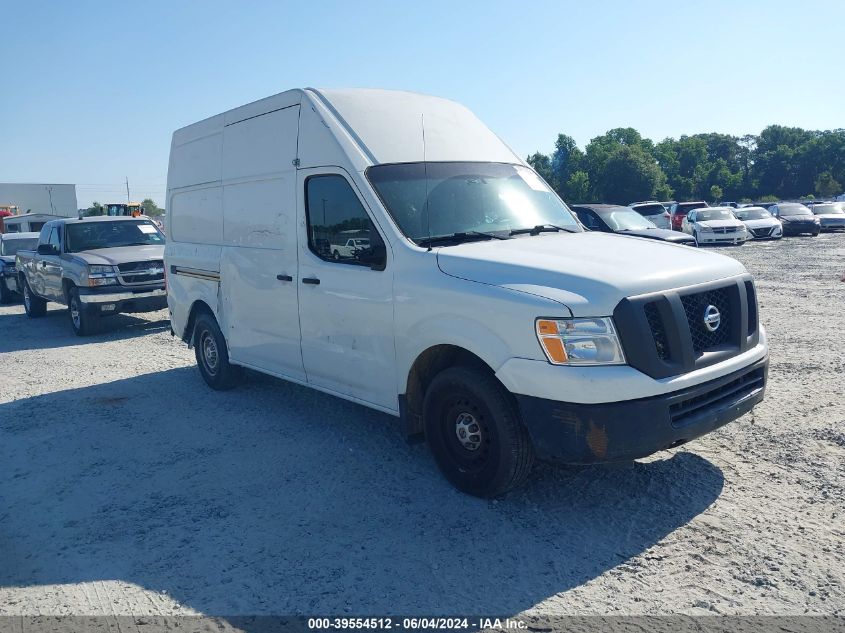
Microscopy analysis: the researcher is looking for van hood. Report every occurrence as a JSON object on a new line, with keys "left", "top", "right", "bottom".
{"left": 71, "top": 245, "right": 165, "bottom": 265}
{"left": 436, "top": 232, "right": 746, "bottom": 316}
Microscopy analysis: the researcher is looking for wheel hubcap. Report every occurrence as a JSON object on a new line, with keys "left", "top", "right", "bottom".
{"left": 454, "top": 412, "right": 483, "bottom": 451}
{"left": 70, "top": 299, "right": 80, "bottom": 328}
{"left": 201, "top": 331, "right": 219, "bottom": 375}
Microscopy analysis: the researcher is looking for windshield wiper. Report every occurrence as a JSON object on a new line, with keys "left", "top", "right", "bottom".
{"left": 509, "top": 224, "right": 578, "bottom": 236}
{"left": 417, "top": 231, "right": 510, "bottom": 247}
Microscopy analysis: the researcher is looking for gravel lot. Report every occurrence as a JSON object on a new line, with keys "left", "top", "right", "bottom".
{"left": 0, "top": 234, "right": 843, "bottom": 618}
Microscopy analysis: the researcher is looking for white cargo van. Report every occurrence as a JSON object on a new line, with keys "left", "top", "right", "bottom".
{"left": 166, "top": 88, "right": 768, "bottom": 496}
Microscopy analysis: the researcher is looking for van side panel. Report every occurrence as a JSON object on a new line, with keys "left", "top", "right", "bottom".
{"left": 219, "top": 105, "right": 305, "bottom": 380}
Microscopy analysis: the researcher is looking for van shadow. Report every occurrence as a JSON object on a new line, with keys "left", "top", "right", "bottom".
{"left": 0, "top": 305, "right": 170, "bottom": 353}
{"left": 0, "top": 367, "right": 725, "bottom": 616}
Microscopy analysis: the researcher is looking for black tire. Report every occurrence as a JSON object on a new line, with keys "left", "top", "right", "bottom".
{"left": 193, "top": 311, "right": 242, "bottom": 390}
{"left": 22, "top": 278, "right": 47, "bottom": 317}
{"left": 812, "top": 230, "right": 820, "bottom": 237}
{"left": 68, "top": 287, "right": 99, "bottom": 336}
{"left": 423, "top": 366, "right": 534, "bottom": 497}
{"left": 0, "top": 278, "right": 12, "bottom": 304}
{"left": 332, "top": 250, "right": 341, "bottom": 261}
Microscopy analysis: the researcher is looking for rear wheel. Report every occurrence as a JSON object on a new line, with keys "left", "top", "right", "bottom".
{"left": 22, "top": 279, "right": 47, "bottom": 317}
{"left": 194, "top": 311, "right": 243, "bottom": 390}
{"left": 68, "top": 287, "right": 99, "bottom": 336}
{"left": 424, "top": 366, "right": 534, "bottom": 497}
{"left": 332, "top": 250, "right": 341, "bottom": 261}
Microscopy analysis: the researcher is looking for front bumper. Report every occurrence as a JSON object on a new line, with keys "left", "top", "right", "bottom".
{"left": 515, "top": 357, "right": 768, "bottom": 463}
{"left": 781, "top": 222, "right": 819, "bottom": 235}
{"left": 78, "top": 285, "right": 167, "bottom": 313}
{"left": 820, "top": 220, "right": 845, "bottom": 232}
{"left": 696, "top": 232, "right": 747, "bottom": 244}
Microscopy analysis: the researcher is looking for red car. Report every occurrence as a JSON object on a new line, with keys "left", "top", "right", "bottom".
{"left": 670, "top": 201, "right": 707, "bottom": 231}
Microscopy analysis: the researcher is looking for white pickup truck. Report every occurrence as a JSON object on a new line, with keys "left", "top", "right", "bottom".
{"left": 16, "top": 216, "right": 167, "bottom": 335}
{"left": 165, "top": 88, "right": 768, "bottom": 497}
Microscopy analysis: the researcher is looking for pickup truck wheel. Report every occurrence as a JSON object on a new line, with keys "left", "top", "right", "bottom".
{"left": 332, "top": 250, "right": 340, "bottom": 261}
{"left": 22, "top": 279, "right": 47, "bottom": 317}
{"left": 194, "top": 312, "right": 242, "bottom": 390}
{"left": 423, "top": 366, "right": 534, "bottom": 497}
{"left": 68, "top": 288, "right": 99, "bottom": 336}
{"left": 0, "top": 278, "right": 12, "bottom": 304}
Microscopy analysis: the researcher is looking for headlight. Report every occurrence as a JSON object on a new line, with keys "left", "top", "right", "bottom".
{"left": 88, "top": 264, "right": 118, "bottom": 287}
{"left": 536, "top": 318, "right": 626, "bottom": 366}
{"left": 699, "top": 225, "right": 714, "bottom": 232}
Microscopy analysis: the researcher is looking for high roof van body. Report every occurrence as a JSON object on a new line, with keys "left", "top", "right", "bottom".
{"left": 166, "top": 88, "right": 768, "bottom": 496}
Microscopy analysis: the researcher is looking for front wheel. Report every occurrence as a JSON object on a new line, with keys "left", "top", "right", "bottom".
{"left": 193, "top": 311, "right": 243, "bottom": 390}
{"left": 423, "top": 366, "right": 534, "bottom": 497}
{"left": 22, "top": 279, "right": 47, "bottom": 317}
{"left": 68, "top": 287, "right": 99, "bottom": 336}
{"left": 0, "top": 278, "right": 12, "bottom": 304}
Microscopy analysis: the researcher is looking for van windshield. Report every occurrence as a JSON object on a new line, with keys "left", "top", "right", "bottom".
{"left": 367, "top": 162, "right": 581, "bottom": 243}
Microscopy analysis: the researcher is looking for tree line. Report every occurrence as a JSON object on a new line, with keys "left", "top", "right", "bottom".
{"left": 527, "top": 125, "right": 845, "bottom": 205}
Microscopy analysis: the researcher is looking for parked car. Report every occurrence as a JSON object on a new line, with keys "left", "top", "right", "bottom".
{"left": 571, "top": 204, "right": 695, "bottom": 245}
{"left": 670, "top": 201, "right": 708, "bottom": 231}
{"left": 0, "top": 232, "right": 39, "bottom": 303}
{"left": 166, "top": 87, "right": 768, "bottom": 497}
{"left": 733, "top": 206, "right": 783, "bottom": 240}
{"left": 682, "top": 207, "right": 749, "bottom": 246}
{"left": 720, "top": 201, "right": 740, "bottom": 208}
{"left": 330, "top": 236, "right": 371, "bottom": 260}
{"left": 629, "top": 201, "right": 672, "bottom": 229}
{"left": 16, "top": 217, "right": 166, "bottom": 335}
{"left": 769, "top": 202, "right": 820, "bottom": 236}
{"left": 810, "top": 202, "right": 845, "bottom": 232}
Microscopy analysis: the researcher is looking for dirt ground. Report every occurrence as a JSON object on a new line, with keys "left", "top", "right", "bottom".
{"left": 0, "top": 234, "right": 843, "bottom": 618}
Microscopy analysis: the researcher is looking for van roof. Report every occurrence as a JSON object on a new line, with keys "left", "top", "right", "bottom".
{"left": 172, "top": 88, "right": 521, "bottom": 167}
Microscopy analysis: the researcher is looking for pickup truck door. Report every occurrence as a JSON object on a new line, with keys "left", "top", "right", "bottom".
{"left": 40, "top": 225, "right": 65, "bottom": 301}
{"left": 296, "top": 168, "right": 397, "bottom": 411}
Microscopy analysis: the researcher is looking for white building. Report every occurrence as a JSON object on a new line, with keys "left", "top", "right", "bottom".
{"left": 0, "top": 183, "right": 78, "bottom": 217}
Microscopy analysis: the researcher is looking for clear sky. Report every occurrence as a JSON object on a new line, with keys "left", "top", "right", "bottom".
{"left": 2, "top": 0, "right": 842, "bottom": 208}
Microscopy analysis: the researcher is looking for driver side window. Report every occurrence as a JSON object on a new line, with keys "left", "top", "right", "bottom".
{"left": 306, "top": 175, "right": 386, "bottom": 270}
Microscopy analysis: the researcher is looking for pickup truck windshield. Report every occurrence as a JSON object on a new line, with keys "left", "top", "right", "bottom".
{"left": 65, "top": 220, "right": 164, "bottom": 253}
{"left": 1, "top": 237, "right": 38, "bottom": 256}
{"left": 367, "top": 162, "right": 581, "bottom": 244}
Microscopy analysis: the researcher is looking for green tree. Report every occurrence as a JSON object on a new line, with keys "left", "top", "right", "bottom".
{"left": 84, "top": 201, "right": 104, "bottom": 216}
{"left": 564, "top": 171, "right": 591, "bottom": 202}
{"left": 526, "top": 152, "right": 553, "bottom": 186}
{"left": 594, "top": 145, "right": 667, "bottom": 204}
{"left": 710, "top": 185, "right": 723, "bottom": 202}
{"left": 141, "top": 198, "right": 164, "bottom": 217}
{"left": 815, "top": 172, "right": 841, "bottom": 198}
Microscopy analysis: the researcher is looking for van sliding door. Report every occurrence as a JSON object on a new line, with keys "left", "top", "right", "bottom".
{"left": 219, "top": 105, "right": 306, "bottom": 381}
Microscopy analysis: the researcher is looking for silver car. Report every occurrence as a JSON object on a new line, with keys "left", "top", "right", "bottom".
{"left": 811, "top": 202, "right": 845, "bottom": 232}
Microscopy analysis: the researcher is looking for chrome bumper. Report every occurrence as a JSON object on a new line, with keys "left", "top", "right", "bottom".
{"left": 78, "top": 288, "right": 167, "bottom": 304}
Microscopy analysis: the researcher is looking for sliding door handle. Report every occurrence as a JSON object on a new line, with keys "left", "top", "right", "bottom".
{"left": 276, "top": 274, "right": 293, "bottom": 282}
{"left": 302, "top": 277, "right": 320, "bottom": 285}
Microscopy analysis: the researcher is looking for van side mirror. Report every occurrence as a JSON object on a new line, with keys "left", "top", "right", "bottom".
{"left": 357, "top": 243, "right": 387, "bottom": 271}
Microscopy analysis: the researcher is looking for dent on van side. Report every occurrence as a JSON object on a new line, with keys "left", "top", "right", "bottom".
{"left": 165, "top": 87, "right": 768, "bottom": 497}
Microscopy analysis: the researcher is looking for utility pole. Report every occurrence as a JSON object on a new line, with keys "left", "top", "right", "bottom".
{"left": 125, "top": 177, "right": 130, "bottom": 203}
{"left": 45, "top": 186, "right": 55, "bottom": 214}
